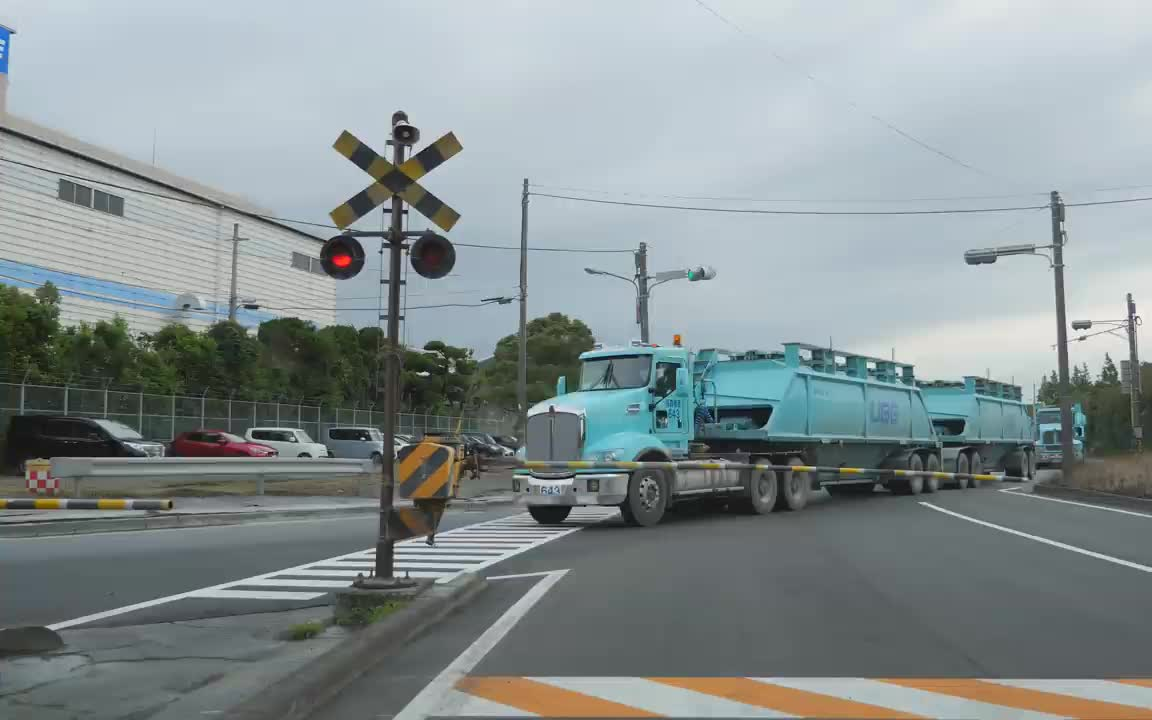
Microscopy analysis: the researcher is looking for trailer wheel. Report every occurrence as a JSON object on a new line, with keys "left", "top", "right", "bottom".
{"left": 954, "top": 453, "right": 970, "bottom": 489}
{"left": 620, "top": 469, "right": 668, "bottom": 526}
{"left": 775, "top": 457, "right": 810, "bottom": 511}
{"left": 737, "top": 468, "right": 778, "bottom": 514}
{"left": 528, "top": 506, "right": 571, "bottom": 525}
{"left": 1004, "top": 450, "right": 1025, "bottom": 482}
{"left": 891, "top": 454, "right": 924, "bottom": 495}
{"left": 1026, "top": 449, "right": 1037, "bottom": 480}
{"left": 969, "top": 451, "right": 985, "bottom": 488}
{"left": 922, "top": 453, "right": 941, "bottom": 493}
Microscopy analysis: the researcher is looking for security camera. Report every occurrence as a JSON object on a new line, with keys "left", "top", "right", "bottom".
{"left": 391, "top": 111, "right": 420, "bottom": 146}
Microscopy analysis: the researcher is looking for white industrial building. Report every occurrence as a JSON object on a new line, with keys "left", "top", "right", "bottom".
{"left": 0, "top": 112, "right": 337, "bottom": 333}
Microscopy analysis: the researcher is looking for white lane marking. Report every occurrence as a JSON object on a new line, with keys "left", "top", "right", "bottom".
{"left": 189, "top": 589, "right": 326, "bottom": 601}
{"left": 448, "top": 688, "right": 535, "bottom": 717}
{"left": 487, "top": 571, "right": 567, "bottom": 581}
{"left": 539, "top": 677, "right": 790, "bottom": 717}
{"left": 394, "top": 570, "right": 570, "bottom": 720}
{"left": 761, "top": 678, "right": 1063, "bottom": 720}
{"left": 921, "top": 502, "right": 1152, "bottom": 575}
{"left": 988, "top": 678, "right": 1152, "bottom": 706}
{"left": 1001, "top": 485, "right": 1025, "bottom": 493}
{"left": 1000, "top": 488, "right": 1152, "bottom": 518}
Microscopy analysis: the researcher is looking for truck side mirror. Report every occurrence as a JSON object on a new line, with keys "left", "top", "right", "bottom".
{"left": 676, "top": 368, "right": 689, "bottom": 396}
{"left": 556, "top": 376, "right": 567, "bottom": 395}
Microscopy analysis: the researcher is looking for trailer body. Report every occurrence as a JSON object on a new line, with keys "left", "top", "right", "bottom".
{"left": 920, "top": 377, "right": 1036, "bottom": 482}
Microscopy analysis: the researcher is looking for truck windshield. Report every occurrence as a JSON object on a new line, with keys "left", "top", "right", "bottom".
{"left": 579, "top": 355, "right": 652, "bottom": 391}
{"left": 1037, "top": 410, "right": 1059, "bottom": 424}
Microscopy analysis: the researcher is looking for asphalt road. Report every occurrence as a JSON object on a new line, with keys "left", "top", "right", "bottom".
{"left": 1, "top": 504, "right": 521, "bottom": 628}
{"left": 318, "top": 477, "right": 1152, "bottom": 719}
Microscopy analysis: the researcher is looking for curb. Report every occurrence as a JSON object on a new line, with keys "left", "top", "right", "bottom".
{"left": 1033, "top": 482, "right": 1152, "bottom": 513}
{"left": 223, "top": 572, "right": 486, "bottom": 720}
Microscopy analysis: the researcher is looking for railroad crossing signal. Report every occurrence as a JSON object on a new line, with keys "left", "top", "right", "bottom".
{"left": 329, "top": 129, "right": 463, "bottom": 232}
{"left": 319, "top": 234, "right": 366, "bottom": 279}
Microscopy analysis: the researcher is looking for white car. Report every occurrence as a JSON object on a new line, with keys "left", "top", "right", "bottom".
{"left": 244, "top": 427, "right": 329, "bottom": 458}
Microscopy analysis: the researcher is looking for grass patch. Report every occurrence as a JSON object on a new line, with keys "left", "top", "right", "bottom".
{"left": 285, "top": 620, "right": 328, "bottom": 641}
{"left": 1070, "top": 455, "right": 1152, "bottom": 497}
{"left": 333, "top": 599, "right": 408, "bottom": 627}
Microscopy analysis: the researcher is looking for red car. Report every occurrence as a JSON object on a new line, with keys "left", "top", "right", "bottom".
{"left": 170, "top": 430, "right": 277, "bottom": 457}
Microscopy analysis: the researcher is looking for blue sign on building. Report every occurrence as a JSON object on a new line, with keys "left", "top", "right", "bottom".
{"left": 0, "top": 26, "right": 10, "bottom": 75}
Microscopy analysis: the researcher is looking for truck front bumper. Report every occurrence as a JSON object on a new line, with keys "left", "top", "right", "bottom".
{"left": 520, "top": 473, "right": 629, "bottom": 506}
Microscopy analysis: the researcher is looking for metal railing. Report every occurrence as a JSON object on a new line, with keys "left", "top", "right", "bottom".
{"left": 0, "top": 381, "right": 508, "bottom": 442}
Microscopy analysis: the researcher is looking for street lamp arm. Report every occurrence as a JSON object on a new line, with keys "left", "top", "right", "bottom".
{"left": 585, "top": 268, "right": 637, "bottom": 287}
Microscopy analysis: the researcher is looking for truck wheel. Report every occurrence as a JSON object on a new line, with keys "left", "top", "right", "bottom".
{"left": 954, "top": 453, "right": 970, "bottom": 489}
{"left": 969, "top": 451, "right": 984, "bottom": 488}
{"left": 529, "top": 506, "right": 571, "bottom": 525}
{"left": 891, "top": 454, "right": 924, "bottom": 495}
{"left": 737, "top": 468, "right": 778, "bottom": 514}
{"left": 1026, "top": 449, "right": 1037, "bottom": 480}
{"left": 620, "top": 469, "right": 667, "bottom": 526}
{"left": 922, "top": 454, "right": 940, "bottom": 493}
{"left": 775, "top": 457, "right": 810, "bottom": 511}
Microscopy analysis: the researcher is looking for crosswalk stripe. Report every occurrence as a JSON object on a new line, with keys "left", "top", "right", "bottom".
{"left": 190, "top": 589, "right": 327, "bottom": 601}
{"left": 652, "top": 677, "right": 923, "bottom": 718}
{"left": 454, "top": 677, "right": 658, "bottom": 717}
{"left": 988, "top": 679, "right": 1152, "bottom": 708}
{"left": 538, "top": 677, "right": 790, "bottom": 717}
{"left": 880, "top": 678, "right": 1152, "bottom": 718}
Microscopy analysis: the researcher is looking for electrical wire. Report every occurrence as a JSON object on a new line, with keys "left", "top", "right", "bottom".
{"left": 528, "top": 183, "right": 1054, "bottom": 204}
{"left": 266, "top": 299, "right": 515, "bottom": 312}
{"left": 690, "top": 0, "right": 1002, "bottom": 181}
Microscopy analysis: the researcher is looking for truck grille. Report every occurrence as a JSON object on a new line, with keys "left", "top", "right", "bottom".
{"left": 526, "top": 410, "right": 582, "bottom": 461}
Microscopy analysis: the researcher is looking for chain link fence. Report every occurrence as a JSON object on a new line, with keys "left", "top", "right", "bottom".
{"left": 0, "top": 381, "right": 510, "bottom": 442}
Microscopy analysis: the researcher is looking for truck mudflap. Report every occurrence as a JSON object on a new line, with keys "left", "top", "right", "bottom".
{"left": 523, "top": 473, "right": 629, "bottom": 507}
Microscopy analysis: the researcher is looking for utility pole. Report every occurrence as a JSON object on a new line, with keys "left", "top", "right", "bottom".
{"left": 1128, "top": 292, "right": 1143, "bottom": 451}
{"left": 375, "top": 117, "right": 408, "bottom": 581}
{"left": 635, "top": 242, "right": 650, "bottom": 343}
{"left": 518, "top": 178, "right": 529, "bottom": 438}
{"left": 227, "top": 223, "right": 243, "bottom": 322}
{"left": 1051, "top": 191, "right": 1076, "bottom": 474}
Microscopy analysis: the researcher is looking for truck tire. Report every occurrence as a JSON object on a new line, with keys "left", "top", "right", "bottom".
{"left": 529, "top": 506, "right": 571, "bottom": 525}
{"left": 969, "top": 451, "right": 985, "bottom": 488}
{"left": 1004, "top": 450, "right": 1025, "bottom": 482}
{"left": 891, "top": 454, "right": 924, "bottom": 495}
{"left": 619, "top": 469, "right": 668, "bottom": 526}
{"left": 954, "top": 453, "right": 970, "bottom": 489}
{"left": 775, "top": 457, "right": 810, "bottom": 511}
{"left": 922, "top": 453, "right": 941, "bottom": 493}
{"left": 1026, "top": 449, "right": 1037, "bottom": 480}
{"left": 737, "top": 468, "right": 778, "bottom": 514}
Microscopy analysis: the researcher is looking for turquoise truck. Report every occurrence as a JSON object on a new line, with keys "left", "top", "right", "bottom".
{"left": 1035, "top": 403, "right": 1086, "bottom": 467}
{"left": 519, "top": 339, "right": 980, "bottom": 526}
{"left": 918, "top": 378, "right": 1036, "bottom": 486}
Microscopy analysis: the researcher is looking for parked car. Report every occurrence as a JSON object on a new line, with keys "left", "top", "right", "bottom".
{"left": 395, "top": 433, "right": 416, "bottom": 445}
{"left": 170, "top": 430, "right": 276, "bottom": 457}
{"left": 462, "top": 433, "right": 507, "bottom": 457}
{"left": 492, "top": 434, "right": 520, "bottom": 450}
{"left": 4, "top": 415, "right": 165, "bottom": 472}
{"left": 467, "top": 432, "right": 515, "bottom": 457}
{"left": 324, "top": 426, "right": 390, "bottom": 464}
{"left": 243, "top": 427, "right": 329, "bottom": 458}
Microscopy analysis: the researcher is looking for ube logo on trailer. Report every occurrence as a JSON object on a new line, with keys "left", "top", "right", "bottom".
{"left": 870, "top": 400, "right": 899, "bottom": 425}
{"left": 0, "top": 27, "right": 9, "bottom": 75}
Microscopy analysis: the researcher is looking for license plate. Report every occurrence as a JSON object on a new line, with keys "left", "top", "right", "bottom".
{"left": 538, "top": 485, "right": 564, "bottom": 495}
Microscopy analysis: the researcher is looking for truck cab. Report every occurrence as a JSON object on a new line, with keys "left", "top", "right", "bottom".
{"left": 519, "top": 341, "right": 697, "bottom": 521}
{"left": 1035, "top": 403, "right": 1086, "bottom": 467}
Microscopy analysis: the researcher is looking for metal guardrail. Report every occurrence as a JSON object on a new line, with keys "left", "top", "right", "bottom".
{"left": 517, "top": 460, "right": 1025, "bottom": 483}
{"left": 0, "top": 498, "right": 174, "bottom": 510}
{"left": 49, "top": 457, "right": 377, "bottom": 495}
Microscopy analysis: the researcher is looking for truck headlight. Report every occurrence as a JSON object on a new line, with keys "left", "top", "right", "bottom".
{"left": 592, "top": 449, "right": 624, "bottom": 462}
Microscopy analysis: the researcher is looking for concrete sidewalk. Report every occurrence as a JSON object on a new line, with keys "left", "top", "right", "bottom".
{"left": 0, "top": 470, "right": 517, "bottom": 537}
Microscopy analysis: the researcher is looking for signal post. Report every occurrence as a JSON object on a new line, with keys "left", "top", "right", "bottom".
{"left": 321, "top": 111, "right": 462, "bottom": 588}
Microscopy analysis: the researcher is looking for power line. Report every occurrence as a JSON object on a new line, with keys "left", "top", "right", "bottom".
{"left": 532, "top": 192, "right": 1053, "bottom": 216}
{"left": 690, "top": 0, "right": 1002, "bottom": 181}
{"left": 529, "top": 183, "right": 1053, "bottom": 204}
{"left": 267, "top": 299, "right": 515, "bottom": 313}
{"left": 453, "top": 241, "right": 631, "bottom": 253}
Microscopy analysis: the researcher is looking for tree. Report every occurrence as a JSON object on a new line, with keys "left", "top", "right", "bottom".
{"left": 1099, "top": 353, "right": 1120, "bottom": 385}
{"left": 1038, "top": 370, "right": 1059, "bottom": 405}
{"left": 480, "top": 313, "right": 595, "bottom": 410}
{"left": 0, "top": 282, "right": 60, "bottom": 375}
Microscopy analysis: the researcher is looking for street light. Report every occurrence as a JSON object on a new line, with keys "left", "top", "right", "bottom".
{"left": 963, "top": 191, "right": 1076, "bottom": 471}
{"left": 584, "top": 243, "right": 716, "bottom": 343}
{"left": 1067, "top": 294, "right": 1142, "bottom": 450}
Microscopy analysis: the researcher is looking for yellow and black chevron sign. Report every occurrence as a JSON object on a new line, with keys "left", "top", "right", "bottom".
{"left": 386, "top": 504, "right": 445, "bottom": 542}
{"left": 330, "top": 130, "right": 463, "bottom": 231}
{"left": 396, "top": 441, "right": 460, "bottom": 500}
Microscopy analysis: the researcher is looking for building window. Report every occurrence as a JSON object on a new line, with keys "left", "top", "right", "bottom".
{"left": 58, "top": 179, "right": 125, "bottom": 217}
{"left": 291, "top": 252, "right": 327, "bottom": 276}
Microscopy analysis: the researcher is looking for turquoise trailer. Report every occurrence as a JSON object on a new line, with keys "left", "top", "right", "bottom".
{"left": 519, "top": 339, "right": 948, "bottom": 527}
{"left": 919, "top": 377, "right": 1036, "bottom": 486}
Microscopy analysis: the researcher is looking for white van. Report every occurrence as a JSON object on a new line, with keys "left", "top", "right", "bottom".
{"left": 244, "top": 427, "right": 329, "bottom": 458}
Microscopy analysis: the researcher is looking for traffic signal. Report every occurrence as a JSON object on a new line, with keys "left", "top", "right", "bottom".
{"left": 686, "top": 265, "right": 716, "bottom": 281}
{"left": 320, "top": 234, "right": 366, "bottom": 279}
{"left": 410, "top": 232, "right": 456, "bottom": 279}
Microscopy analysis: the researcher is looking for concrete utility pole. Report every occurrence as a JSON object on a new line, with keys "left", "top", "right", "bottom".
{"left": 1128, "top": 293, "right": 1143, "bottom": 451}
{"left": 635, "top": 242, "right": 650, "bottom": 343}
{"left": 518, "top": 179, "right": 530, "bottom": 438}
{"left": 1050, "top": 191, "right": 1076, "bottom": 473}
{"left": 227, "top": 223, "right": 244, "bottom": 322}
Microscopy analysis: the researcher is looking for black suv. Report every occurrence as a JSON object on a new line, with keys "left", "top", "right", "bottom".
{"left": 4, "top": 415, "right": 166, "bottom": 472}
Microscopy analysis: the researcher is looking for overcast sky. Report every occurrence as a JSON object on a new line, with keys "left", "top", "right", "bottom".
{"left": 6, "top": 0, "right": 1152, "bottom": 396}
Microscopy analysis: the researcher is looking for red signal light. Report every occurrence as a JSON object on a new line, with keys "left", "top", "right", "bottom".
{"left": 320, "top": 235, "right": 365, "bottom": 280}
{"left": 332, "top": 253, "right": 352, "bottom": 268}
{"left": 410, "top": 232, "right": 456, "bottom": 280}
